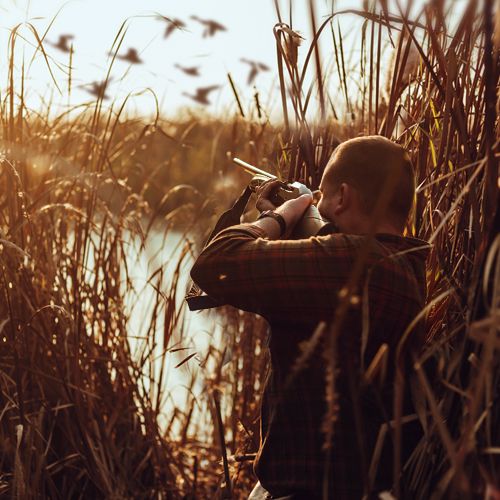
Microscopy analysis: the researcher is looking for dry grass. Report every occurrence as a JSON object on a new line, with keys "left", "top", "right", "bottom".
{"left": 0, "top": 0, "right": 498, "bottom": 498}
{"left": 267, "top": 1, "right": 499, "bottom": 498}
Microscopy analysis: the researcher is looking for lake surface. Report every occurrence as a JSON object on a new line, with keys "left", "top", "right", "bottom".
{"left": 123, "top": 225, "right": 228, "bottom": 435}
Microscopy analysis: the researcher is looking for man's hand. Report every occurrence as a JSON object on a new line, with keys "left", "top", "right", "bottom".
{"left": 252, "top": 190, "right": 313, "bottom": 240}
{"left": 254, "top": 178, "right": 313, "bottom": 239}
{"left": 255, "top": 179, "right": 285, "bottom": 212}
{"left": 275, "top": 194, "right": 313, "bottom": 238}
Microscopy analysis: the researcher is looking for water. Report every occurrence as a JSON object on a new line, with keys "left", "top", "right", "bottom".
{"left": 123, "top": 225, "right": 227, "bottom": 435}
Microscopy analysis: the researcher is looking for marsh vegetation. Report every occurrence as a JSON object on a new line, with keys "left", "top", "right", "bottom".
{"left": 0, "top": 0, "right": 498, "bottom": 498}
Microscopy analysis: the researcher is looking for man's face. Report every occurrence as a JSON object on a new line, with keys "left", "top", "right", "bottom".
{"left": 317, "top": 172, "right": 340, "bottom": 224}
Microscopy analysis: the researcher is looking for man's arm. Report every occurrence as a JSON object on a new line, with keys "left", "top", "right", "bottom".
{"left": 190, "top": 220, "right": 354, "bottom": 321}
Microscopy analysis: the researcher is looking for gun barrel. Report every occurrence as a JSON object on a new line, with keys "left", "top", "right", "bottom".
{"left": 233, "top": 157, "right": 277, "bottom": 180}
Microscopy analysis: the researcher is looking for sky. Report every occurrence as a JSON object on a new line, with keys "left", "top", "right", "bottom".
{"left": 0, "top": 0, "right": 468, "bottom": 120}
{"left": 0, "top": 0, "right": 372, "bottom": 120}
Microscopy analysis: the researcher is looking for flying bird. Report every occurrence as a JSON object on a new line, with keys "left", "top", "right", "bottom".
{"left": 113, "top": 48, "right": 143, "bottom": 64}
{"left": 49, "top": 34, "right": 74, "bottom": 53}
{"left": 190, "top": 16, "right": 227, "bottom": 37}
{"left": 157, "top": 16, "right": 186, "bottom": 38}
{"left": 182, "top": 85, "right": 220, "bottom": 105}
{"left": 174, "top": 64, "right": 200, "bottom": 77}
{"left": 240, "top": 58, "right": 270, "bottom": 85}
{"left": 84, "top": 80, "right": 111, "bottom": 100}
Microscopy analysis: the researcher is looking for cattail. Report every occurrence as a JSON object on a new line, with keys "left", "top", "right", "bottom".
{"left": 385, "top": 29, "right": 420, "bottom": 100}
{"left": 275, "top": 24, "right": 304, "bottom": 67}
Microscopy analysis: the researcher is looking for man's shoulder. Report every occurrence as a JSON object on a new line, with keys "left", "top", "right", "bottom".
{"left": 310, "top": 231, "right": 363, "bottom": 245}
{"left": 307, "top": 232, "right": 365, "bottom": 257}
{"left": 312, "top": 230, "right": 413, "bottom": 245}
{"left": 313, "top": 231, "right": 429, "bottom": 253}
{"left": 309, "top": 231, "right": 430, "bottom": 274}
{"left": 373, "top": 233, "right": 431, "bottom": 262}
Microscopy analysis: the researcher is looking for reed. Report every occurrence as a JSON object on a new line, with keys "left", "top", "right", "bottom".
{"left": 0, "top": 0, "right": 498, "bottom": 498}
{"left": 0, "top": 23, "right": 201, "bottom": 497}
{"left": 266, "top": 0, "right": 499, "bottom": 498}
{"left": 0, "top": 20, "right": 274, "bottom": 496}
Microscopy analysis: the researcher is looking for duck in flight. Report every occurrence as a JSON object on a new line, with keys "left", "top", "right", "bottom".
{"left": 240, "top": 58, "right": 270, "bottom": 85}
{"left": 157, "top": 16, "right": 186, "bottom": 38}
{"left": 114, "top": 48, "right": 143, "bottom": 64}
{"left": 182, "top": 85, "right": 220, "bottom": 105}
{"left": 174, "top": 64, "right": 200, "bottom": 77}
{"left": 190, "top": 16, "right": 227, "bottom": 37}
{"left": 49, "top": 34, "right": 74, "bottom": 53}
{"left": 84, "top": 80, "right": 111, "bottom": 100}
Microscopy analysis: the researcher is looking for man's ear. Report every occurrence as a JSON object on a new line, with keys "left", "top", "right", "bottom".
{"left": 333, "top": 183, "right": 350, "bottom": 215}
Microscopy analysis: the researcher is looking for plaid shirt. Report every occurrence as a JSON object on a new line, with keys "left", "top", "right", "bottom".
{"left": 190, "top": 224, "right": 429, "bottom": 498}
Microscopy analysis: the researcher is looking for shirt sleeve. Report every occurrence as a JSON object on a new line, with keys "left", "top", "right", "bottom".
{"left": 190, "top": 223, "right": 355, "bottom": 322}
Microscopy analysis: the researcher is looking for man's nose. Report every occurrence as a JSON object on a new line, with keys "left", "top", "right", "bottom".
{"left": 312, "top": 189, "right": 322, "bottom": 206}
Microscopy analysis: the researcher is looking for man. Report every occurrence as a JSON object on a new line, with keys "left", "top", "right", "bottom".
{"left": 190, "top": 136, "right": 430, "bottom": 499}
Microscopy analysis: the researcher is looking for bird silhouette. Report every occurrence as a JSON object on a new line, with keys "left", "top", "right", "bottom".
{"left": 84, "top": 80, "right": 111, "bottom": 100}
{"left": 190, "top": 16, "right": 227, "bottom": 37}
{"left": 49, "top": 34, "right": 74, "bottom": 53}
{"left": 174, "top": 64, "right": 200, "bottom": 77}
{"left": 113, "top": 48, "right": 143, "bottom": 64}
{"left": 157, "top": 16, "right": 186, "bottom": 38}
{"left": 240, "top": 58, "right": 270, "bottom": 85}
{"left": 182, "top": 85, "right": 220, "bottom": 105}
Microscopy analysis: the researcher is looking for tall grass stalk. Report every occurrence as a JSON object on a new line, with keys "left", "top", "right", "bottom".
{"left": 267, "top": 0, "right": 498, "bottom": 497}
{"left": 0, "top": 0, "right": 498, "bottom": 498}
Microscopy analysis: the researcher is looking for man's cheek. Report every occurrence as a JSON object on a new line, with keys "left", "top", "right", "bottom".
{"left": 318, "top": 202, "right": 329, "bottom": 219}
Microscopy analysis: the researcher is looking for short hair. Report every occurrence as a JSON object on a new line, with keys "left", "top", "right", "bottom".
{"left": 323, "top": 136, "right": 415, "bottom": 231}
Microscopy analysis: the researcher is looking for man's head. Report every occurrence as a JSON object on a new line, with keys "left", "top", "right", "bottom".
{"left": 317, "top": 135, "right": 415, "bottom": 235}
